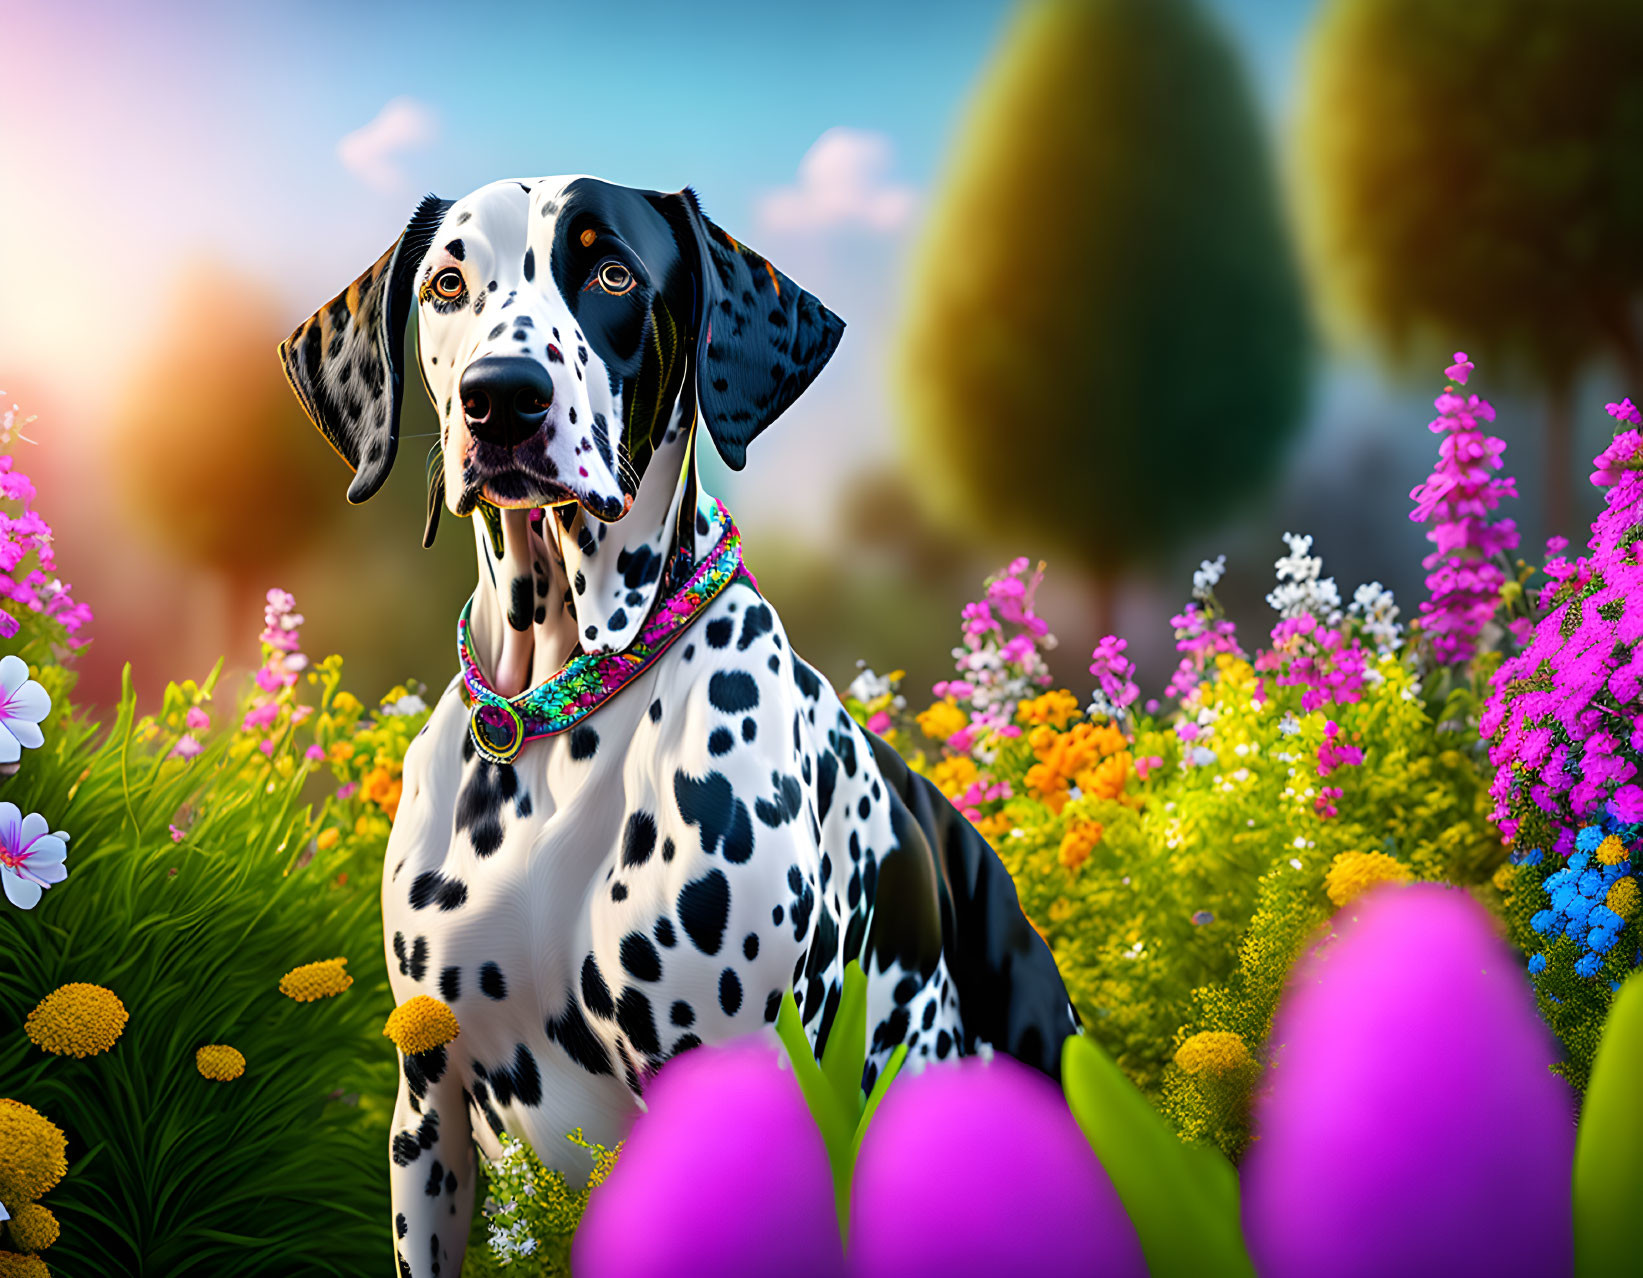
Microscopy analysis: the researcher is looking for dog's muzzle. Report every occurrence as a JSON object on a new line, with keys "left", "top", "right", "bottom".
{"left": 461, "top": 356, "right": 555, "bottom": 449}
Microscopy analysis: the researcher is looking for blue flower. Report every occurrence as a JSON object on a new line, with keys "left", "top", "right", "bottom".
{"left": 1579, "top": 869, "right": 1608, "bottom": 897}
{"left": 1590, "top": 927, "right": 1621, "bottom": 954}
{"left": 1589, "top": 905, "right": 1622, "bottom": 931}
{"left": 1510, "top": 846, "right": 1544, "bottom": 867}
{"left": 1531, "top": 910, "right": 1556, "bottom": 935}
{"left": 1576, "top": 952, "right": 1604, "bottom": 978}
{"left": 1577, "top": 826, "right": 1606, "bottom": 854}
{"left": 1569, "top": 851, "right": 1593, "bottom": 873}
{"left": 1528, "top": 953, "right": 1548, "bottom": 974}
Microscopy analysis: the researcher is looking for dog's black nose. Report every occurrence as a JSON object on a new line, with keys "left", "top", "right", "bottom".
{"left": 460, "top": 356, "right": 554, "bottom": 448}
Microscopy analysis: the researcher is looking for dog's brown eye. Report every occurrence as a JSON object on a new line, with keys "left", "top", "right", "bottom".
{"left": 431, "top": 268, "right": 465, "bottom": 299}
{"left": 598, "top": 262, "right": 634, "bottom": 295}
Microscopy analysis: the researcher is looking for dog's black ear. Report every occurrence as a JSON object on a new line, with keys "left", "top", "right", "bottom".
{"left": 278, "top": 194, "right": 452, "bottom": 503}
{"left": 671, "top": 189, "right": 844, "bottom": 470}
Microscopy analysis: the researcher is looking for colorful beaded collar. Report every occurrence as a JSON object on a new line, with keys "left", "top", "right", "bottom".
{"left": 458, "top": 499, "right": 747, "bottom": 764}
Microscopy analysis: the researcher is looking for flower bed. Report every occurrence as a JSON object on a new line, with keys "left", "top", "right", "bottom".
{"left": 5, "top": 358, "right": 1643, "bottom": 1275}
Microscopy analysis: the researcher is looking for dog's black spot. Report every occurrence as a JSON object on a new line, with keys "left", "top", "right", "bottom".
{"left": 674, "top": 770, "right": 755, "bottom": 863}
{"left": 547, "top": 343, "right": 564, "bottom": 364}
{"left": 678, "top": 868, "right": 729, "bottom": 955}
{"left": 671, "top": 1033, "right": 702, "bottom": 1056}
{"left": 706, "top": 617, "right": 733, "bottom": 649}
{"left": 485, "top": 1043, "right": 543, "bottom": 1107}
{"left": 443, "top": 238, "right": 465, "bottom": 261}
{"left": 439, "top": 966, "right": 461, "bottom": 1001}
{"left": 546, "top": 998, "right": 613, "bottom": 1077}
{"left": 479, "top": 962, "right": 508, "bottom": 1000}
{"left": 456, "top": 761, "right": 518, "bottom": 858}
{"left": 534, "top": 604, "right": 547, "bottom": 624}
{"left": 608, "top": 607, "right": 628, "bottom": 630}
{"left": 737, "top": 605, "right": 772, "bottom": 650}
{"left": 743, "top": 932, "right": 759, "bottom": 961}
{"left": 792, "top": 659, "right": 822, "bottom": 700}
{"left": 569, "top": 725, "right": 599, "bottom": 760}
{"left": 708, "top": 726, "right": 734, "bottom": 756}
{"left": 755, "top": 771, "right": 803, "bottom": 829}
{"left": 523, "top": 248, "right": 535, "bottom": 281}
{"left": 515, "top": 791, "right": 533, "bottom": 819}
{"left": 670, "top": 999, "right": 694, "bottom": 1027}
{"left": 581, "top": 954, "right": 615, "bottom": 1019}
{"left": 488, "top": 323, "right": 506, "bottom": 340}
{"left": 661, "top": 836, "right": 676, "bottom": 863}
{"left": 410, "top": 869, "right": 468, "bottom": 912}
{"left": 816, "top": 752, "right": 839, "bottom": 823}
{"left": 621, "top": 810, "right": 658, "bottom": 868}
{"left": 617, "top": 987, "right": 661, "bottom": 1058}
{"left": 396, "top": 1213, "right": 408, "bottom": 1238}
{"left": 719, "top": 968, "right": 743, "bottom": 1017}
{"left": 611, "top": 881, "right": 628, "bottom": 902}
{"left": 402, "top": 1043, "right": 448, "bottom": 1102}
{"left": 649, "top": 699, "right": 663, "bottom": 723}
{"left": 709, "top": 671, "right": 758, "bottom": 714}
{"left": 742, "top": 716, "right": 757, "bottom": 743}
{"left": 620, "top": 932, "right": 662, "bottom": 982}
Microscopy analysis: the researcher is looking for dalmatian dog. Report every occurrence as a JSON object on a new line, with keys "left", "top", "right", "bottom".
{"left": 279, "top": 175, "right": 1075, "bottom": 1278}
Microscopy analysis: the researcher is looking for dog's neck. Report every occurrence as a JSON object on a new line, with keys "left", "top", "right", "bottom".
{"left": 462, "top": 403, "right": 713, "bottom": 697}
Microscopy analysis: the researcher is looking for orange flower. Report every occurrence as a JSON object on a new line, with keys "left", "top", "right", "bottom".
{"left": 360, "top": 766, "right": 404, "bottom": 820}
{"left": 1017, "top": 689, "right": 1080, "bottom": 730}
{"left": 1058, "top": 822, "right": 1103, "bottom": 872}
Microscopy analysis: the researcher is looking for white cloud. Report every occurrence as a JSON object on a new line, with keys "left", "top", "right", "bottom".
{"left": 756, "top": 128, "right": 917, "bottom": 236}
{"left": 336, "top": 97, "right": 438, "bottom": 194}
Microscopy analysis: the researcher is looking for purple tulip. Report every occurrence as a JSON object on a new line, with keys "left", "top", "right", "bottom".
{"left": 849, "top": 1052, "right": 1146, "bottom": 1278}
{"left": 573, "top": 1035, "right": 844, "bottom": 1278}
{"left": 1242, "top": 884, "right": 1575, "bottom": 1278}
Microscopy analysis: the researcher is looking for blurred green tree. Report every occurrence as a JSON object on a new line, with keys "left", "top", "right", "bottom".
{"left": 1299, "top": 0, "right": 1643, "bottom": 535}
{"left": 898, "top": 0, "right": 1310, "bottom": 629}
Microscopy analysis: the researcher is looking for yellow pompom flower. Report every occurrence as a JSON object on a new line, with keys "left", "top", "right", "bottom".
{"left": 1058, "top": 822, "right": 1103, "bottom": 873}
{"left": 384, "top": 996, "right": 460, "bottom": 1056}
{"left": 0, "top": 1100, "right": 68, "bottom": 1204}
{"left": 331, "top": 692, "right": 363, "bottom": 715}
{"left": 1324, "top": 851, "right": 1412, "bottom": 907}
{"left": 1174, "top": 1031, "right": 1252, "bottom": 1076}
{"left": 1607, "top": 877, "right": 1639, "bottom": 920}
{"left": 279, "top": 957, "right": 353, "bottom": 1002}
{"left": 0, "top": 1251, "right": 50, "bottom": 1277}
{"left": 24, "top": 984, "right": 128, "bottom": 1058}
{"left": 8, "top": 1202, "right": 59, "bottom": 1252}
{"left": 929, "top": 755, "right": 979, "bottom": 802}
{"left": 1596, "top": 835, "right": 1629, "bottom": 866}
{"left": 195, "top": 1044, "right": 246, "bottom": 1082}
{"left": 916, "top": 699, "right": 968, "bottom": 743}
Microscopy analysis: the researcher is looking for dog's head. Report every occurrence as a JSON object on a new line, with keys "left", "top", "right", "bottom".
{"left": 279, "top": 176, "right": 844, "bottom": 526}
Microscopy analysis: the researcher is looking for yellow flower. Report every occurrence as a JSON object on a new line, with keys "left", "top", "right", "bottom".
{"left": 384, "top": 996, "right": 460, "bottom": 1056}
{"left": 195, "top": 1044, "right": 246, "bottom": 1082}
{"left": 7, "top": 1202, "right": 58, "bottom": 1252}
{"left": 315, "top": 828, "right": 341, "bottom": 853}
{"left": 1017, "top": 689, "right": 1080, "bottom": 730}
{"left": 279, "top": 957, "right": 353, "bottom": 1003}
{"left": 332, "top": 691, "right": 363, "bottom": 714}
{"left": 24, "top": 984, "right": 128, "bottom": 1058}
{"left": 1174, "top": 1031, "right": 1252, "bottom": 1076}
{"left": 929, "top": 755, "right": 978, "bottom": 801}
{"left": 1058, "top": 822, "right": 1103, "bottom": 873}
{"left": 972, "top": 811, "right": 1014, "bottom": 843}
{"left": 0, "top": 1251, "right": 49, "bottom": 1277}
{"left": 0, "top": 1100, "right": 67, "bottom": 1204}
{"left": 1324, "top": 851, "right": 1412, "bottom": 908}
{"left": 1596, "top": 835, "right": 1629, "bottom": 866}
{"left": 327, "top": 741, "right": 355, "bottom": 764}
{"left": 1607, "top": 877, "right": 1639, "bottom": 920}
{"left": 916, "top": 699, "right": 968, "bottom": 743}
{"left": 1492, "top": 862, "right": 1515, "bottom": 893}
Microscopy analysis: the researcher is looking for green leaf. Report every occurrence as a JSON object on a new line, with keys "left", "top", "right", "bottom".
{"left": 821, "top": 961, "right": 869, "bottom": 1123}
{"left": 1061, "top": 1035, "right": 1256, "bottom": 1278}
{"left": 1575, "top": 970, "right": 1643, "bottom": 1277}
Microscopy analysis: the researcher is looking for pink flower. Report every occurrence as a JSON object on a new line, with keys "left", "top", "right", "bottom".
{"left": 1444, "top": 351, "right": 1474, "bottom": 385}
{"left": 304, "top": 743, "right": 326, "bottom": 762}
{"left": 865, "top": 712, "right": 891, "bottom": 734}
{"left": 1606, "top": 397, "right": 1641, "bottom": 426}
{"left": 241, "top": 703, "right": 280, "bottom": 731}
{"left": 185, "top": 706, "right": 210, "bottom": 731}
{"left": 171, "top": 734, "right": 203, "bottom": 760}
{"left": 168, "top": 824, "right": 186, "bottom": 843}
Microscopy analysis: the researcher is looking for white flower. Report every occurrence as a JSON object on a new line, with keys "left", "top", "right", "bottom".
{"left": 1267, "top": 532, "right": 1343, "bottom": 621}
{"left": 1192, "top": 555, "right": 1227, "bottom": 600}
{"left": 382, "top": 693, "right": 428, "bottom": 717}
{"left": 847, "top": 662, "right": 894, "bottom": 705}
{"left": 0, "top": 801, "right": 69, "bottom": 909}
{"left": 1350, "top": 580, "right": 1403, "bottom": 653}
{"left": 0, "top": 654, "right": 50, "bottom": 765}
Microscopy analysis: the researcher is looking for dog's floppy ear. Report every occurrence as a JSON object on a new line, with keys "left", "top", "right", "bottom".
{"left": 671, "top": 189, "right": 844, "bottom": 471}
{"left": 278, "top": 194, "right": 452, "bottom": 503}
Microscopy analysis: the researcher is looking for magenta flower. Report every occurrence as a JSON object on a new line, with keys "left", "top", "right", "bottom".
{"left": 850, "top": 1053, "right": 1146, "bottom": 1278}
{"left": 168, "top": 824, "right": 186, "bottom": 843}
{"left": 1241, "top": 885, "right": 1573, "bottom": 1278}
{"left": 0, "top": 801, "right": 69, "bottom": 909}
{"left": 1088, "top": 635, "right": 1140, "bottom": 719}
{"left": 1408, "top": 360, "right": 1519, "bottom": 666}
{"left": 171, "top": 734, "right": 203, "bottom": 760}
{"left": 1605, "top": 396, "right": 1641, "bottom": 426}
{"left": 185, "top": 706, "right": 210, "bottom": 731}
{"left": 573, "top": 1037, "right": 843, "bottom": 1278}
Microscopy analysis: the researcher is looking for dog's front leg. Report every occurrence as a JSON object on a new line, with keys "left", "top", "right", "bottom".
{"left": 388, "top": 1048, "right": 475, "bottom": 1278}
